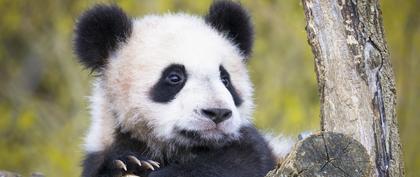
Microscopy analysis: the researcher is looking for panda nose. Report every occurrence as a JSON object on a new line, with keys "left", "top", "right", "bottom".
{"left": 201, "top": 108, "right": 232, "bottom": 124}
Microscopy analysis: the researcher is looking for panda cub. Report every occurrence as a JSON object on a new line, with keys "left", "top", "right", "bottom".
{"left": 74, "top": 1, "right": 292, "bottom": 177}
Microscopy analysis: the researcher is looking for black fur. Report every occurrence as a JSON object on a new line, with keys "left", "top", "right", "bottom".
{"left": 74, "top": 5, "right": 132, "bottom": 71}
{"left": 82, "top": 126, "right": 276, "bottom": 177}
{"left": 150, "top": 64, "right": 188, "bottom": 103}
{"left": 220, "top": 65, "right": 243, "bottom": 106}
{"left": 205, "top": 0, "right": 254, "bottom": 58}
{"left": 82, "top": 130, "right": 152, "bottom": 177}
{"left": 81, "top": 151, "right": 106, "bottom": 177}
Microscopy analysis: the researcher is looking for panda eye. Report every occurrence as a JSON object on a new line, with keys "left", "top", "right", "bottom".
{"left": 221, "top": 76, "right": 230, "bottom": 87}
{"left": 166, "top": 72, "right": 184, "bottom": 85}
{"left": 219, "top": 66, "right": 231, "bottom": 88}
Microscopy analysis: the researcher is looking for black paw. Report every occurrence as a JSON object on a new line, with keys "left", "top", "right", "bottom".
{"left": 103, "top": 155, "right": 160, "bottom": 177}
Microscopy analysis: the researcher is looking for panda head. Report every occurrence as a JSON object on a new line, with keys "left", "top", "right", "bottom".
{"left": 74, "top": 1, "right": 254, "bottom": 148}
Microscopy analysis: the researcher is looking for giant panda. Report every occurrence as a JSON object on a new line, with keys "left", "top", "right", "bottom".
{"left": 74, "top": 1, "right": 293, "bottom": 177}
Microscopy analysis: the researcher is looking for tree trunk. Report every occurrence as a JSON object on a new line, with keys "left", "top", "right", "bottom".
{"left": 266, "top": 0, "right": 404, "bottom": 176}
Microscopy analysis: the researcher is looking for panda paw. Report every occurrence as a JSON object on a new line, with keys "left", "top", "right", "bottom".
{"left": 106, "top": 155, "right": 160, "bottom": 177}
{"left": 114, "top": 155, "right": 160, "bottom": 171}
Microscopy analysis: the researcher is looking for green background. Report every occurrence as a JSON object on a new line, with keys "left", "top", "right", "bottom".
{"left": 0, "top": 0, "right": 418, "bottom": 176}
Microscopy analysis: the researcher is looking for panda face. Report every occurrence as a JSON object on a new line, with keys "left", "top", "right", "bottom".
{"left": 74, "top": 2, "right": 255, "bottom": 149}
{"left": 104, "top": 15, "right": 254, "bottom": 147}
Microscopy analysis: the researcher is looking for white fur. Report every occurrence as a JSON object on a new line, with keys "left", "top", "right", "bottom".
{"left": 84, "top": 13, "right": 254, "bottom": 153}
{"left": 263, "top": 133, "right": 295, "bottom": 161}
{"left": 84, "top": 81, "right": 116, "bottom": 152}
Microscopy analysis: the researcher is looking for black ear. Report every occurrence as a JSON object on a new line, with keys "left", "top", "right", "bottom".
{"left": 205, "top": 0, "right": 254, "bottom": 58}
{"left": 74, "top": 5, "right": 132, "bottom": 71}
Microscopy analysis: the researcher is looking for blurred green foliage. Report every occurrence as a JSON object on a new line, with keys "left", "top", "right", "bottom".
{"left": 0, "top": 0, "right": 418, "bottom": 176}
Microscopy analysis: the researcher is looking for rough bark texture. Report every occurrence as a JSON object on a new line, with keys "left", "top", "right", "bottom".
{"left": 266, "top": 132, "right": 371, "bottom": 177}
{"left": 299, "top": 0, "right": 404, "bottom": 176}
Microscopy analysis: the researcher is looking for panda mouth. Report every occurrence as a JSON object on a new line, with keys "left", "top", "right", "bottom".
{"left": 178, "top": 129, "right": 225, "bottom": 140}
{"left": 179, "top": 130, "right": 201, "bottom": 139}
{"left": 176, "top": 128, "right": 237, "bottom": 147}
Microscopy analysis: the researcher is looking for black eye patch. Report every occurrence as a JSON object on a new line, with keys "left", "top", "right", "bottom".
{"left": 220, "top": 65, "right": 243, "bottom": 106}
{"left": 150, "top": 64, "right": 187, "bottom": 103}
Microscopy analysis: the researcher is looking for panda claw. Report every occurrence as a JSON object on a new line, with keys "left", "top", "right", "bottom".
{"left": 148, "top": 160, "right": 160, "bottom": 168}
{"left": 142, "top": 161, "right": 155, "bottom": 171}
{"left": 115, "top": 160, "right": 127, "bottom": 171}
{"left": 128, "top": 155, "right": 142, "bottom": 167}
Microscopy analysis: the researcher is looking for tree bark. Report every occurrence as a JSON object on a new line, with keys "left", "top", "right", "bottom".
{"left": 266, "top": 132, "right": 371, "bottom": 177}
{"left": 298, "top": 0, "right": 404, "bottom": 176}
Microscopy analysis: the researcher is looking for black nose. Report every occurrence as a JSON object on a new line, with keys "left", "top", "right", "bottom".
{"left": 201, "top": 108, "right": 232, "bottom": 124}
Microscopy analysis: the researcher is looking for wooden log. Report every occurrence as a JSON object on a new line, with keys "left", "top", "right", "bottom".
{"left": 0, "top": 171, "right": 44, "bottom": 177}
{"left": 300, "top": 0, "right": 404, "bottom": 176}
{"left": 0, "top": 171, "right": 21, "bottom": 177}
{"left": 266, "top": 132, "right": 371, "bottom": 177}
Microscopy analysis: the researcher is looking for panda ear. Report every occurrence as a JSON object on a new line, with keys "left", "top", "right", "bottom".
{"left": 205, "top": 0, "right": 254, "bottom": 58}
{"left": 74, "top": 5, "right": 132, "bottom": 71}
